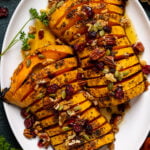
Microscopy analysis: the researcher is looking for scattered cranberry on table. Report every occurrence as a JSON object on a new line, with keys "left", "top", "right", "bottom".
{"left": 0, "top": 7, "right": 8, "bottom": 18}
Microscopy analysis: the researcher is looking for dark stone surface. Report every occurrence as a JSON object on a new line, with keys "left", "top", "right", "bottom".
{"left": 0, "top": 0, "right": 22, "bottom": 148}
{"left": 0, "top": 0, "right": 150, "bottom": 149}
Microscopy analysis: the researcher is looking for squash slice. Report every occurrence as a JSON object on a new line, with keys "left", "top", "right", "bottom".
{"left": 10, "top": 45, "right": 73, "bottom": 93}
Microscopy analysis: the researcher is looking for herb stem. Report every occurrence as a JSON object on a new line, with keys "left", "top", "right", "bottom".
{"left": 0, "top": 18, "right": 32, "bottom": 56}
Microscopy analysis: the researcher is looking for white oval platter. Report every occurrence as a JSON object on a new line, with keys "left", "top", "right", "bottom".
{"left": 1, "top": 0, "right": 150, "bottom": 150}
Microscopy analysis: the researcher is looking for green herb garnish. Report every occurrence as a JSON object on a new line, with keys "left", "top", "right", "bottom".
{"left": 20, "top": 32, "right": 35, "bottom": 51}
{"left": 29, "top": 8, "right": 49, "bottom": 26}
{"left": 0, "top": 136, "right": 21, "bottom": 150}
{"left": 0, "top": 8, "right": 49, "bottom": 56}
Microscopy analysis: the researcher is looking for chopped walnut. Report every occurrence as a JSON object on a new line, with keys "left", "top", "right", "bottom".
{"left": 67, "top": 109, "right": 76, "bottom": 116}
{"left": 68, "top": 139, "right": 81, "bottom": 147}
{"left": 120, "top": 16, "right": 131, "bottom": 28}
{"left": 55, "top": 38, "right": 64, "bottom": 45}
{"left": 105, "top": 73, "right": 117, "bottom": 82}
{"left": 140, "top": 59, "right": 147, "bottom": 66}
{"left": 59, "top": 112, "right": 68, "bottom": 126}
{"left": 133, "top": 42, "right": 145, "bottom": 53}
{"left": 83, "top": 92, "right": 94, "bottom": 101}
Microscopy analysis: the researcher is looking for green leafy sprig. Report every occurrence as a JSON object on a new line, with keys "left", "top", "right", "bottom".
{"left": 0, "top": 8, "right": 49, "bottom": 56}
{"left": 19, "top": 32, "right": 35, "bottom": 51}
{"left": 0, "top": 136, "right": 21, "bottom": 150}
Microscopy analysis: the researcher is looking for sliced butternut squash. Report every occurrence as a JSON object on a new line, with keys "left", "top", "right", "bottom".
{"left": 49, "top": 69, "right": 78, "bottom": 87}
{"left": 46, "top": 107, "right": 105, "bottom": 137}
{"left": 88, "top": 71, "right": 144, "bottom": 98}
{"left": 99, "top": 81, "right": 146, "bottom": 107}
{"left": 75, "top": 133, "right": 115, "bottom": 150}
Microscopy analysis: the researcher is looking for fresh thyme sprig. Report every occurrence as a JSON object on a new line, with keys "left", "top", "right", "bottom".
{"left": 0, "top": 8, "right": 49, "bottom": 56}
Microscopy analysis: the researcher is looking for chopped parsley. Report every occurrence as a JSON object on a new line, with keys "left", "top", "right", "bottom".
{"left": 0, "top": 8, "right": 49, "bottom": 56}
{"left": 19, "top": 31, "right": 35, "bottom": 51}
{"left": 29, "top": 8, "right": 49, "bottom": 26}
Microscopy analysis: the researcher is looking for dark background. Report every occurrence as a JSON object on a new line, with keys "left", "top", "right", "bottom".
{"left": 0, "top": 0, "right": 150, "bottom": 149}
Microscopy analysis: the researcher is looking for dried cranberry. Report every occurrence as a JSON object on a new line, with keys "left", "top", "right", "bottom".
{"left": 85, "top": 123, "right": 93, "bottom": 135}
{"left": 114, "top": 86, "right": 124, "bottom": 99}
{"left": 96, "top": 61, "right": 105, "bottom": 71}
{"left": 103, "top": 26, "right": 112, "bottom": 33}
{"left": 75, "top": 119, "right": 86, "bottom": 126}
{"left": 38, "top": 139, "right": 44, "bottom": 148}
{"left": 87, "top": 31, "right": 97, "bottom": 39}
{"left": 24, "top": 116, "right": 35, "bottom": 129}
{"left": 73, "top": 43, "right": 86, "bottom": 52}
{"left": 82, "top": 6, "right": 94, "bottom": 19}
{"left": 47, "top": 84, "right": 59, "bottom": 94}
{"left": 77, "top": 73, "right": 84, "bottom": 80}
{"left": 0, "top": 7, "right": 8, "bottom": 18}
{"left": 38, "top": 29, "right": 44, "bottom": 40}
{"left": 67, "top": 118, "right": 76, "bottom": 126}
{"left": 142, "top": 65, "right": 150, "bottom": 75}
{"left": 21, "top": 109, "right": 30, "bottom": 118}
{"left": 65, "top": 84, "right": 74, "bottom": 100}
{"left": 73, "top": 124, "right": 82, "bottom": 133}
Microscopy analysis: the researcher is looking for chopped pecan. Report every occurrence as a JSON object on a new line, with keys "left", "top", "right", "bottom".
{"left": 98, "top": 35, "right": 116, "bottom": 47}
{"left": 133, "top": 42, "right": 145, "bottom": 53}
{"left": 104, "top": 35, "right": 116, "bottom": 46}
{"left": 24, "top": 129, "right": 36, "bottom": 139}
{"left": 59, "top": 112, "right": 68, "bottom": 126}
{"left": 102, "top": 56, "right": 116, "bottom": 68}
{"left": 90, "top": 48, "right": 105, "bottom": 61}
